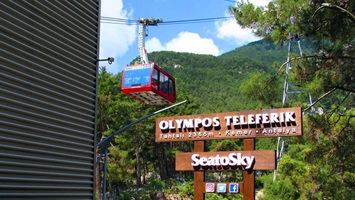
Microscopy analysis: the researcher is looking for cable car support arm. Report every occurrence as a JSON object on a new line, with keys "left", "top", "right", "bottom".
{"left": 137, "top": 18, "right": 163, "bottom": 64}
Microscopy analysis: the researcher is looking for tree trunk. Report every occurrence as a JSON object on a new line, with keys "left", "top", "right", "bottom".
{"left": 95, "top": 149, "right": 102, "bottom": 200}
{"left": 95, "top": 104, "right": 106, "bottom": 200}
{"left": 95, "top": 135, "right": 105, "bottom": 200}
{"left": 136, "top": 138, "right": 142, "bottom": 188}
{"left": 159, "top": 145, "right": 168, "bottom": 180}
{"left": 332, "top": 140, "right": 345, "bottom": 184}
{"left": 142, "top": 153, "right": 147, "bottom": 184}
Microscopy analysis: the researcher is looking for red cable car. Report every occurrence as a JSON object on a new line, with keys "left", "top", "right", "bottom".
{"left": 121, "top": 62, "right": 176, "bottom": 105}
{"left": 121, "top": 18, "right": 176, "bottom": 105}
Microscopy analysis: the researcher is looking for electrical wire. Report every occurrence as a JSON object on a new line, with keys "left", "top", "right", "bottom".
{"left": 100, "top": 16, "right": 234, "bottom": 25}
{"left": 161, "top": 17, "right": 233, "bottom": 25}
{"left": 101, "top": 17, "right": 137, "bottom": 25}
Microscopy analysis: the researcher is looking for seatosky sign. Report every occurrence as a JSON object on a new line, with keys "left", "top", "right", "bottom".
{"left": 155, "top": 107, "right": 302, "bottom": 142}
{"left": 192, "top": 152, "right": 255, "bottom": 169}
{"left": 176, "top": 150, "right": 276, "bottom": 171}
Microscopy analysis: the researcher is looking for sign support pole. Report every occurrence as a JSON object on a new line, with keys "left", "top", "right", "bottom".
{"left": 243, "top": 138, "right": 255, "bottom": 200}
{"left": 194, "top": 141, "right": 205, "bottom": 200}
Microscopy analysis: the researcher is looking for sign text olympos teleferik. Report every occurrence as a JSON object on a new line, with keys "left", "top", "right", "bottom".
{"left": 156, "top": 107, "right": 302, "bottom": 142}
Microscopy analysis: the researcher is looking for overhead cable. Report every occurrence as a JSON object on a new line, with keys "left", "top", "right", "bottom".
{"left": 101, "top": 17, "right": 137, "bottom": 25}
{"left": 161, "top": 17, "right": 233, "bottom": 25}
{"left": 100, "top": 16, "right": 234, "bottom": 25}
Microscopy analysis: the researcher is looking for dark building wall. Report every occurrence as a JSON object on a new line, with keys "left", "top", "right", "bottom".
{"left": 0, "top": 1, "right": 100, "bottom": 199}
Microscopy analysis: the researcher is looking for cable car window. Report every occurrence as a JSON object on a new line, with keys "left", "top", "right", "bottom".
{"left": 153, "top": 68, "right": 159, "bottom": 86}
{"left": 169, "top": 79, "right": 174, "bottom": 95}
{"left": 160, "top": 72, "right": 168, "bottom": 93}
{"left": 123, "top": 66, "right": 151, "bottom": 87}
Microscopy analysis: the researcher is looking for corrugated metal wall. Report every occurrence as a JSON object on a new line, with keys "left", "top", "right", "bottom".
{"left": 0, "top": 1, "right": 100, "bottom": 199}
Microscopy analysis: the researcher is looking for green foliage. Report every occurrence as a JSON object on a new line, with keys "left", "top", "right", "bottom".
{"left": 143, "top": 177, "right": 166, "bottom": 190}
{"left": 220, "top": 40, "right": 289, "bottom": 68}
{"left": 259, "top": 173, "right": 300, "bottom": 200}
{"left": 230, "top": 0, "right": 355, "bottom": 95}
{"left": 177, "top": 180, "right": 194, "bottom": 199}
{"left": 256, "top": 138, "right": 278, "bottom": 150}
{"left": 239, "top": 71, "right": 283, "bottom": 107}
{"left": 205, "top": 193, "right": 243, "bottom": 200}
{"left": 229, "top": 1, "right": 354, "bottom": 199}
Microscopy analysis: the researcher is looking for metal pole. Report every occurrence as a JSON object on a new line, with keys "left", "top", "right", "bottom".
{"left": 102, "top": 148, "right": 108, "bottom": 200}
{"left": 282, "top": 33, "right": 293, "bottom": 106}
{"left": 137, "top": 18, "right": 163, "bottom": 64}
{"left": 275, "top": 32, "right": 303, "bottom": 182}
{"left": 97, "top": 100, "right": 187, "bottom": 151}
{"left": 96, "top": 100, "right": 187, "bottom": 199}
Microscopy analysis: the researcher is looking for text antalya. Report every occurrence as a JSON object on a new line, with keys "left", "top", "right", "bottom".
{"left": 159, "top": 127, "right": 297, "bottom": 140}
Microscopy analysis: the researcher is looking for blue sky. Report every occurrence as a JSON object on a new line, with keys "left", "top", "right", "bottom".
{"left": 99, "top": 0, "right": 271, "bottom": 74}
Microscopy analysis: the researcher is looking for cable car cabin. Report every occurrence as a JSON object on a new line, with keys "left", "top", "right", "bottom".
{"left": 121, "top": 63, "right": 176, "bottom": 105}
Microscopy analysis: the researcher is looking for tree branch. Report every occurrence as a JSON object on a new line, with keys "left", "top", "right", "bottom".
{"left": 267, "top": 55, "right": 318, "bottom": 85}
{"left": 328, "top": 92, "right": 351, "bottom": 118}
{"left": 333, "top": 86, "right": 355, "bottom": 93}
{"left": 265, "top": 55, "right": 355, "bottom": 89}
{"left": 266, "top": 55, "right": 354, "bottom": 86}
{"left": 303, "top": 87, "right": 337, "bottom": 112}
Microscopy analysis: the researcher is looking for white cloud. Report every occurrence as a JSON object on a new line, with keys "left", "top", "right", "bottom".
{"left": 234, "top": 0, "right": 271, "bottom": 7}
{"left": 99, "top": 0, "right": 136, "bottom": 73}
{"left": 147, "top": 32, "right": 220, "bottom": 56}
{"left": 215, "top": 19, "right": 261, "bottom": 47}
{"left": 249, "top": 0, "right": 271, "bottom": 7}
{"left": 216, "top": 0, "right": 270, "bottom": 46}
{"left": 146, "top": 37, "right": 166, "bottom": 52}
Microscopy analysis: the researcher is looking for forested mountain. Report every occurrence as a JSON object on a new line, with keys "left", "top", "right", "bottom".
{"left": 148, "top": 39, "right": 303, "bottom": 113}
